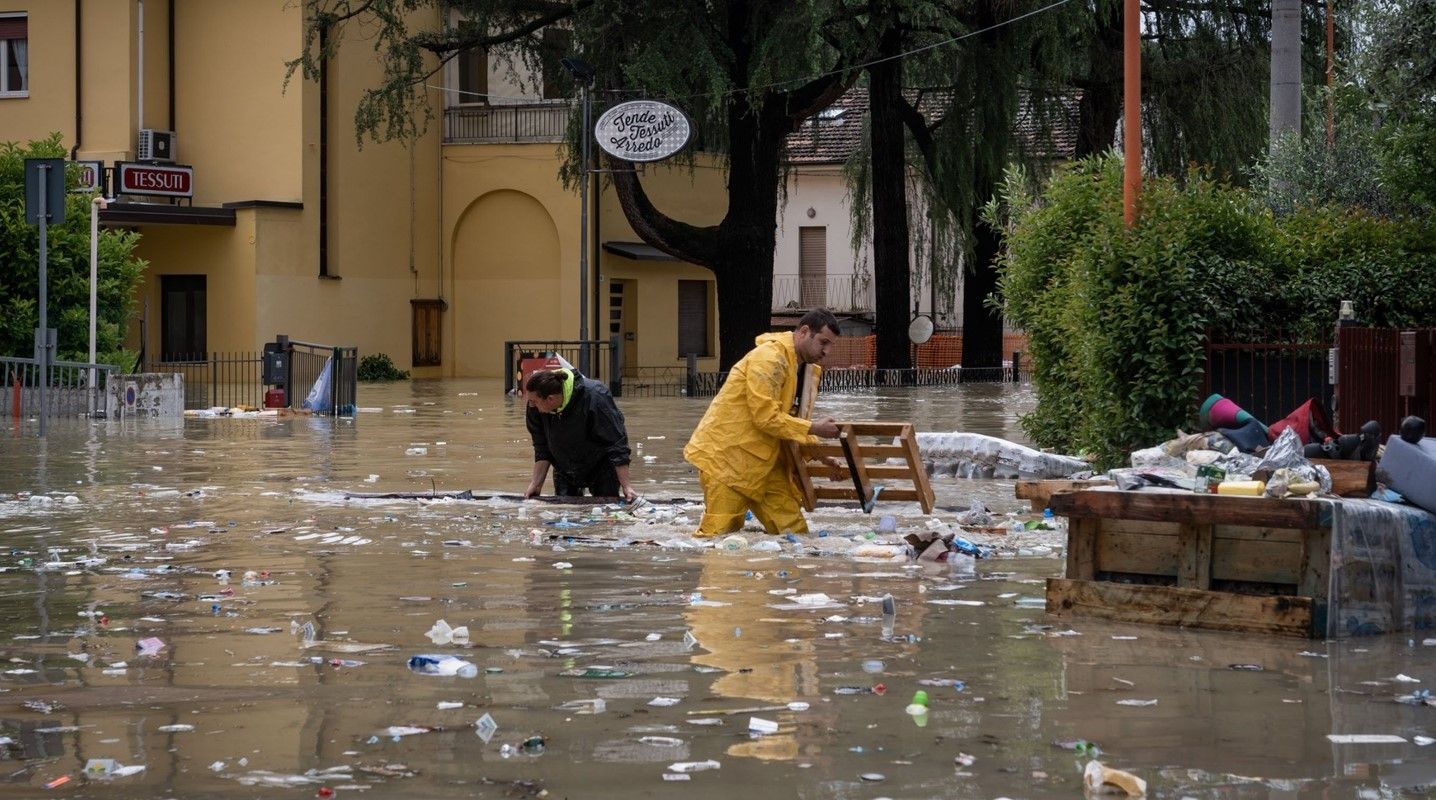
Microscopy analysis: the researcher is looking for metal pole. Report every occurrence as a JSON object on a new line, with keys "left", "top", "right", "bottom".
{"left": 89, "top": 195, "right": 107, "bottom": 417}
{"left": 38, "top": 163, "right": 50, "bottom": 437}
{"left": 1122, "top": 0, "right": 1141, "bottom": 227}
{"left": 578, "top": 84, "right": 592, "bottom": 375}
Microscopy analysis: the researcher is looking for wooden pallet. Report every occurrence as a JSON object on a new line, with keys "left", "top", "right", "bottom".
{"left": 781, "top": 366, "right": 935, "bottom": 514}
{"left": 1043, "top": 488, "right": 1332, "bottom": 638}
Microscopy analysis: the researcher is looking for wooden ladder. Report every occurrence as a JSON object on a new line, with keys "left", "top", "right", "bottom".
{"left": 783, "top": 365, "right": 936, "bottom": 514}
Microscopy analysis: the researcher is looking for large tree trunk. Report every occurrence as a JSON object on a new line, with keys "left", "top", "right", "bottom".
{"left": 868, "top": 23, "right": 912, "bottom": 374}
{"left": 712, "top": 101, "right": 786, "bottom": 370}
{"left": 961, "top": 215, "right": 1005, "bottom": 377}
{"left": 1269, "top": 0, "right": 1302, "bottom": 150}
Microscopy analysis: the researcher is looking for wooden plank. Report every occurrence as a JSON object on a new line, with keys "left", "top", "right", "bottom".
{"left": 898, "top": 423, "right": 935, "bottom": 513}
{"left": 1045, "top": 578, "right": 1316, "bottom": 638}
{"left": 795, "top": 363, "right": 819, "bottom": 418}
{"left": 784, "top": 440, "right": 817, "bottom": 511}
{"left": 1015, "top": 479, "right": 1113, "bottom": 511}
{"left": 1299, "top": 523, "right": 1332, "bottom": 636}
{"left": 1101, "top": 518, "right": 1182, "bottom": 537}
{"left": 1096, "top": 531, "right": 1180, "bottom": 577}
{"left": 785, "top": 363, "right": 821, "bottom": 511}
{"left": 839, "top": 422, "right": 909, "bottom": 436}
{"left": 1212, "top": 524, "right": 1304, "bottom": 544}
{"left": 1177, "top": 523, "right": 1213, "bottom": 589}
{"left": 802, "top": 443, "right": 908, "bottom": 460}
{"left": 1210, "top": 539, "right": 1301, "bottom": 584}
{"left": 1066, "top": 517, "right": 1099, "bottom": 580}
{"left": 804, "top": 463, "right": 917, "bottom": 481}
{"left": 1049, "top": 489, "right": 1323, "bottom": 530}
{"left": 814, "top": 486, "right": 921, "bottom": 503}
{"left": 1311, "top": 458, "right": 1375, "bottom": 498}
{"left": 839, "top": 427, "right": 875, "bottom": 510}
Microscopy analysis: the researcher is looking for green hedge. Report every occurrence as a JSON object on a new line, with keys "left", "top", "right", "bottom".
{"left": 2, "top": 134, "right": 146, "bottom": 365}
{"left": 991, "top": 154, "right": 1436, "bottom": 468}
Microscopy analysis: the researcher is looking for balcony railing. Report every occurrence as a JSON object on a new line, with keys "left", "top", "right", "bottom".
{"left": 444, "top": 102, "right": 571, "bottom": 143}
{"left": 772, "top": 274, "right": 873, "bottom": 313}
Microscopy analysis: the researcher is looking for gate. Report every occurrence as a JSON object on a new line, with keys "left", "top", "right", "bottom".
{"left": 1336, "top": 327, "right": 1436, "bottom": 435}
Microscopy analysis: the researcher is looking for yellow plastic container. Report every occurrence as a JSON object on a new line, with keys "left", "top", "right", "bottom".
{"left": 1216, "top": 480, "right": 1266, "bottom": 496}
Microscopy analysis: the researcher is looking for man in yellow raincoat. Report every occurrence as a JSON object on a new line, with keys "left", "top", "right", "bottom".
{"left": 684, "top": 308, "right": 841, "bottom": 537}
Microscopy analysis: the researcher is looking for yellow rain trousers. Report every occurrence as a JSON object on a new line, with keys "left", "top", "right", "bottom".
{"left": 683, "top": 332, "right": 820, "bottom": 537}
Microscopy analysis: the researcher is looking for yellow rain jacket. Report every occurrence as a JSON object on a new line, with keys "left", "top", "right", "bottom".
{"left": 684, "top": 332, "right": 821, "bottom": 500}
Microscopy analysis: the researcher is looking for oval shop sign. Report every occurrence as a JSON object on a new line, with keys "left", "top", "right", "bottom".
{"left": 594, "top": 100, "right": 691, "bottom": 162}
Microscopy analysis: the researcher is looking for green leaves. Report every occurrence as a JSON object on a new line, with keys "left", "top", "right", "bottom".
{"left": 996, "top": 152, "right": 1436, "bottom": 468}
{"left": 1, "top": 135, "right": 146, "bottom": 366}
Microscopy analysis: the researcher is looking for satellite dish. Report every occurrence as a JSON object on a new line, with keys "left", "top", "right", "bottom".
{"left": 908, "top": 315, "right": 934, "bottom": 345}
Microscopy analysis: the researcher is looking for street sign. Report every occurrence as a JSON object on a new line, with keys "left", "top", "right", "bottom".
{"left": 24, "top": 158, "right": 67, "bottom": 225}
{"left": 594, "top": 100, "right": 691, "bottom": 162}
{"left": 115, "top": 162, "right": 194, "bottom": 197}
{"left": 71, "top": 160, "right": 105, "bottom": 193}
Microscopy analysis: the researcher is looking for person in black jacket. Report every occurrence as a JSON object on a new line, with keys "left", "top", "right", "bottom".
{"left": 523, "top": 368, "right": 636, "bottom": 501}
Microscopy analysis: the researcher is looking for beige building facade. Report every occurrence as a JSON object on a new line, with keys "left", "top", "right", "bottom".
{"left": 3, "top": 1, "right": 730, "bottom": 381}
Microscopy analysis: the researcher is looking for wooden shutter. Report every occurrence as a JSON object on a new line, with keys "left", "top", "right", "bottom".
{"left": 0, "top": 16, "right": 26, "bottom": 40}
{"left": 798, "top": 226, "right": 827, "bottom": 307}
{"left": 411, "top": 299, "right": 446, "bottom": 367}
{"left": 677, "top": 280, "right": 709, "bottom": 357}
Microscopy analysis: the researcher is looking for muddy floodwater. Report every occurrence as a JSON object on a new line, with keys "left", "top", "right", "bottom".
{"left": 1, "top": 380, "right": 1432, "bottom": 799}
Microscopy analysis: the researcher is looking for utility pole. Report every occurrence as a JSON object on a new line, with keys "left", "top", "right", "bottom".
{"left": 1122, "top": 0, "right": 1141, "bottom": 226}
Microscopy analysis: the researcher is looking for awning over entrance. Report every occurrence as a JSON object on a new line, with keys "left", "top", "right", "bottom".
{"left": 100, "top": 202, "right": 236, "bottom": 227}
{"left": 601, "top": 241, "right": 678, "bottom": 261}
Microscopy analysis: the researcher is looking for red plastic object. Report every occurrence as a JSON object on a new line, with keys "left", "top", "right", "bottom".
{"left": 264, "top": 387, "right": 287, "bottom": 409}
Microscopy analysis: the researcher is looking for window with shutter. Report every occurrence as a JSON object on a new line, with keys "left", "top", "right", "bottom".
{"left": 0, "top": 14, "right": 28, "bottom": 96}
{"left": 799, "top": 226, "right": 827, "bottom": 307}
{"left": 677, "top": 280, "right": 710, "bottom": 358}
{"left": 456, "top": 46, "right": 488, "bottom": 103}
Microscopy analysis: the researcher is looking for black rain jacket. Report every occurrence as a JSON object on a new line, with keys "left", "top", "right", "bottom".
{"left": 525, "top": 371, "right": 632, "bottom": 479}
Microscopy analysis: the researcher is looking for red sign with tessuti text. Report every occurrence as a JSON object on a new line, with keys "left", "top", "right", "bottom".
{"left": 116, "top": 162, "right": 194, "bottom": 198}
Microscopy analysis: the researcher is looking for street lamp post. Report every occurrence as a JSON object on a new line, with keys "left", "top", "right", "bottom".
{"left": 89, "top": 194, "right": 110, "bottom": 417}
{"left": 562, "top": 57, "right": 597, "bottom": 376}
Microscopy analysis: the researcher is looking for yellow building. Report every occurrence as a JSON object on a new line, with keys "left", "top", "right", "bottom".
{"left": 3, "top": 1, "right": 731, "bottom": 380}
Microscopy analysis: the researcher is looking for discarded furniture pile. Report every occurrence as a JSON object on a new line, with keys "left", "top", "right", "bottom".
{"left": 1038, "top": 398, "right": 1436, "bottom": 638}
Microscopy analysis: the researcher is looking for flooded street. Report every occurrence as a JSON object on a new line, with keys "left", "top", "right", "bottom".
{"left": 1, "top": 381, "right": 1432, "bottom": 798}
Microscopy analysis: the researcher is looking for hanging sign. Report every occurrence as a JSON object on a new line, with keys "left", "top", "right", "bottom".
{"left": 594, "top": 100, "right": 691, "bottom": 162}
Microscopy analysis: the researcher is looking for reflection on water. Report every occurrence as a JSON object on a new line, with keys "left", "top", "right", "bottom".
{"left": 0, "top": 380, "right": 1431, "bottom": 798}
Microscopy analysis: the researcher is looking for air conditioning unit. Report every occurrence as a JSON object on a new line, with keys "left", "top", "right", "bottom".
{"left": 137, "top": 128, "right": 176, "bottom": 162}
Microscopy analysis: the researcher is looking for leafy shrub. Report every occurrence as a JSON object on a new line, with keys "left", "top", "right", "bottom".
{"left": 357, "top": 353, "right": 410, "bottom": 381}
{"left": 990, "top": 153, "right": 1436, "bottom": 467}
{"left": 1, "top": 134, "right": 146, "bottom": 365}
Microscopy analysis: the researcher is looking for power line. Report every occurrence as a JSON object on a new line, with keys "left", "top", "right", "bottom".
{"left": 426, "top": 0, "right": 1078, "bottom": 107}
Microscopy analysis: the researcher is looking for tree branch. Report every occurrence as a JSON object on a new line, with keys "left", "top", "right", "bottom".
{"left": 608, "top": 158, "right": 723, "bottom": 270}
{"left": 412, "top": 0, "right": 594, "bottom": 54}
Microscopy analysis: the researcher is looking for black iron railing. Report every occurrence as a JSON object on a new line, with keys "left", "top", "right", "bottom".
{"left": 444, "top": 103, "right": 571, "bottom": 143}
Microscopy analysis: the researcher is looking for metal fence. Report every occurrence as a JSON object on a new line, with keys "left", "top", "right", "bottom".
{"left": 145, "top": 339, "right": 357, "bottom": 415}
{"left": 1, "top": 356, "right": 117, "bottom": 420}
{"left": 771, "top": 274, "right": 874, "bottom": 313}
{"left": 146, "top": 352, "right": 262, "bottom": 410}
{"left": 1203, "top": 341, "right": 1332, "bottom": 428}
{"left": 504, "top": 340, "right": 616, "bottom": 395}
{"left": 290, "top": 341, "right": 359, "bottom": 415}
{"left": 444, "top": 103, "right": 570, "bottom": 143}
